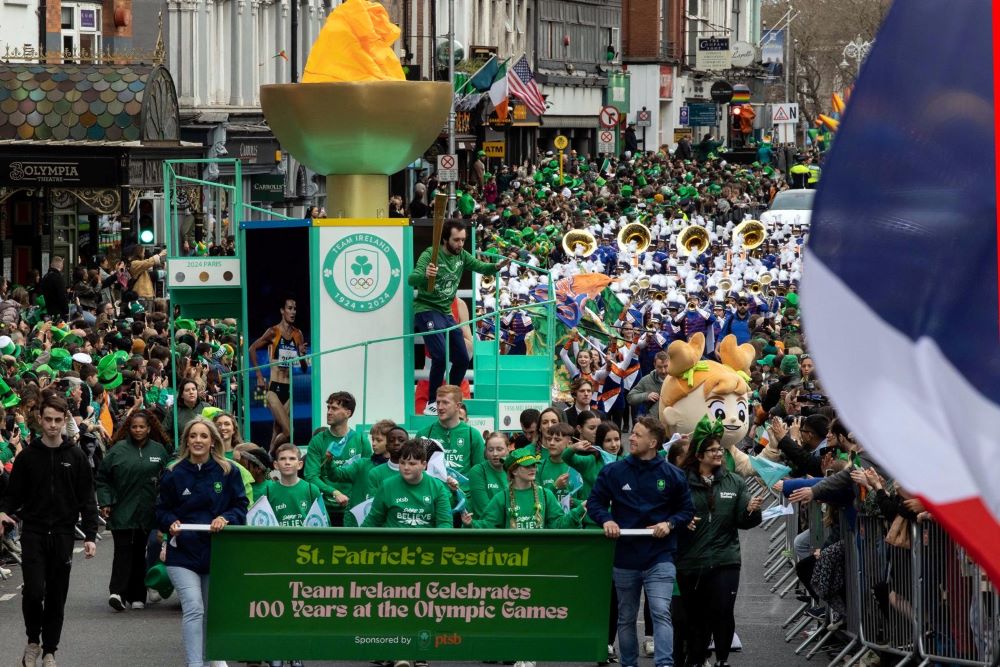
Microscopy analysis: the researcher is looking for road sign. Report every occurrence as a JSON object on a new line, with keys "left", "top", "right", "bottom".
{"left": 679, "top": 106, "right": 690, "bottom": 126}
{"left": 599, "top": 105, "right": 620, "bottom": 129}
{"left": 437, "top": 154, "right": 458, "bottom": 182}
{"left": 598, "top": 130, "right": 615, "bottom": 155}
{"left": 710, "top": 80, "right": 734, "bottom": 103}
{"left": 636, "top": 109, "right": 652, "bottom": 127}
{"left": 553, "top": 135, "right": 569, "bottom": 150}
{"left": 771, "top": 103, "right": 799, "bottom": 124}
{"left": 687, "top": 102, "right": 718, "bottom": 126}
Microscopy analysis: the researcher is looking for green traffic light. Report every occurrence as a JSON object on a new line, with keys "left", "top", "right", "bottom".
{"left": 139, "top": 229, "right": 155, "bottom": 244}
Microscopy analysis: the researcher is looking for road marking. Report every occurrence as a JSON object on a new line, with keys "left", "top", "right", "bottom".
{"left": 0, "top": 593, "right": 16, "bottom": 602}
{"left": 73, "top": 547, "right": 84, "bottom": 554}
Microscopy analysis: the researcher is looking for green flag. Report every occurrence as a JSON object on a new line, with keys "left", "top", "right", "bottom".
{"left": 600, "top": 287, "right": 624, "bottom": 329}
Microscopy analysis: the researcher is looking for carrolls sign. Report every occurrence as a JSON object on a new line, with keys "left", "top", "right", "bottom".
{"left": 0, "top": 156, "right": 122, "bottom": 187}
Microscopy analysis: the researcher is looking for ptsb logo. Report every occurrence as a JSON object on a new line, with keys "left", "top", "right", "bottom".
{"left": 434, "top": 633, "right": 463, "bottom": 648}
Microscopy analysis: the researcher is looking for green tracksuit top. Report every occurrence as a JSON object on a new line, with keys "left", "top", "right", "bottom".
{"left": 95, "top": 438, "right": 170, "bottom": 531}
{"left": 303, "top": 428, "right": 371, "bottom": 513}
{"left": 362, "top": 474, "right": 453, "bottom": 528}
{"left": 408, "top": 246, "right": 500, "bottom": 315}
{"left": 472, "top": 486, "right": 585, "bottom": 529}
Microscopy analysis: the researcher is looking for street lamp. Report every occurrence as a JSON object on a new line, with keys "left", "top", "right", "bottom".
{"left": 842, "top": 35, "right": 874, "bottom": 76}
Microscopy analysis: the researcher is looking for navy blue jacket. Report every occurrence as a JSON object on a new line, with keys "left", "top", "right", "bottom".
{"left": 587, "top": 455, "right": 695, "bottom": 570}
{"left": 155, "top": 457, "right": 247, "bottom": 574}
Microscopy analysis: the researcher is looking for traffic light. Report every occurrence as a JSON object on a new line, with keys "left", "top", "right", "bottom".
{"left": 137, "top": 198, "right": 156, "bottom": 245}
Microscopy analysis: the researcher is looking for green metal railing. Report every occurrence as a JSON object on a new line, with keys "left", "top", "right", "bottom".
{"left": 221, "top": 297, "right": 557, "bottom": 433}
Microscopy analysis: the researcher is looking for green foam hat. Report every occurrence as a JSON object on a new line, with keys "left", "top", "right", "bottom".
{"left": 59, "top": 334, "right": 85, "bottom": 349}
{"left": 756, "top": 354, "right": 777, "bottom": 367}
{"left": 50, "top": 327, "right": 69, "bottom": 343}
{"left": 0, "top": 336, "right": 15, "bottom": 357}
{"left": 48, "top": 348, "right": 73, "bottom": 372}
{"left": 175, "top": 318, "right": 197, "bottom": 333}
{"left": 144, "top": 561, "right": 174, "bottom": 600}
{"left": 35, "top": 364, "right": 54, "bottom": 377}
{"left": 0, "top": 378, "right": 19, "bottom": 409}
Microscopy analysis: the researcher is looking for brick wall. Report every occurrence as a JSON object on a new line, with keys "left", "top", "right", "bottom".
{"left": 623, "top": 0, "right": 659, "bottom": 59}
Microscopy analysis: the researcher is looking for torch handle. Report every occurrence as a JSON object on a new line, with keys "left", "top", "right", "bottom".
{"left": 426, "top": 193, "right": 448, "bottom": 292}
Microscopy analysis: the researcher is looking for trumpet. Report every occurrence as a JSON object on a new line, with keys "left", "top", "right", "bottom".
{"left": 677, "top": 225, "right": 710, "bottom": 256}
{"left": 733, "top": 220, "right": 767, "bottom": 250}
{"left": 617, "top": 222, "right": 652, "bottom": 254}
{"left": 562, "top": 229, "right": 598, "bottom": 258}
{"left": 480, "top": 275, "right": 496, "bottom": 292}
{"left": 687, "top": 298, "right": 699, "bottom": 311}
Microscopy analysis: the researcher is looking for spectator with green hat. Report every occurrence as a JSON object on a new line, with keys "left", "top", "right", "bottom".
{"left": 0, "top": 377, "right": 20, "bottom": 409}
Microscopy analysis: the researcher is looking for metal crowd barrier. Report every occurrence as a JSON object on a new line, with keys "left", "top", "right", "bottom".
{"left": 760, "top": 492, "right": 1000, "bottom": 667}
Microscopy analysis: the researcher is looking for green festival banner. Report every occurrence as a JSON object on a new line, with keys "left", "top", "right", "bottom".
{"left": 206, "top": 528, "right": 614, "bottom": 662}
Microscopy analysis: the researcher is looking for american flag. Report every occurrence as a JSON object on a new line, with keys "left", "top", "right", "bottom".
{"left": 508, "top": 56, "right": 547, "bottom": 116}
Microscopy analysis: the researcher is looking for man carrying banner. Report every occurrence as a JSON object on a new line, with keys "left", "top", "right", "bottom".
{"left": 587, "top": 417, "right": 694, "bottom": 667}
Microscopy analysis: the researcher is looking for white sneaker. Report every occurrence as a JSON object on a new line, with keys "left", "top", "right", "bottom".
{"left": 393, "top": 661, "right": 411, "bottom": 667}
{"left": 146, "top": 588, "right": 162, "bottom": 604}
{"left": 22, "top": 642, "right": 41, "bottom": 666}
{"left": 423, "top": 402, "right": 438, "bottom": 416}
{"left": 642, "top": 638, "right": 654, "bottom": 657}
{"left": 730, "top": 631, "right": 742, "bottom": 651}
{"left": 131, "top": 601, "right": 145, "bottom": 610}
{"left": 108, "top": 593, "right": 126, "bottom": 612}
{"left": 0, "top": 565, "right": 11, "bottom": 579}
{"left": 42, "top": 655, "right": 57, "bottom": 667}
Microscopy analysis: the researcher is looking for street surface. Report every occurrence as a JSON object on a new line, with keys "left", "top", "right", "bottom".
{"left": 0, "top": 525, "right": 818, "bottom": 666}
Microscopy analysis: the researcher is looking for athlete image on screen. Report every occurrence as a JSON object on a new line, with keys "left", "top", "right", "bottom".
{"left": 248, "top": 296, "right": 308, "bottom": 451}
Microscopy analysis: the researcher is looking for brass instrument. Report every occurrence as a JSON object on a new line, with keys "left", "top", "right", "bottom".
{"left": 687, "top": 298, "right": 699, "bottom": 311}
{"left": 651, "top": 290, "right": 667, "bottom": 302}
{"left": 759, "top": 272, "right": 773, "bottom": 285}
{"left": 677, "top": 225, "right": 710, "bottom": 256}
{"left": 617, "top": 222, "right": 652, "bottom": 254}
{"left": 718, "top": 277, "right": 733, "bottom": 293}
{"left": 499, "top": 287, "right": 511, "bottom": 301}
{"left": 646, "top": 317, "right": 661, "bottom": 333}
{"left": 748, "top": 281, "right": 762, "bottom": 295}
{"left": 733, "top": 220, "right": 767, "bottom": 250}
{"left": 562, "top": 229, "right": 598, "bottom": 258}
{"left": 629, "top": 284, "right": 641, "bottom": 296}
{"left": 480, "top": 275, "right": 496, "bottom": 292}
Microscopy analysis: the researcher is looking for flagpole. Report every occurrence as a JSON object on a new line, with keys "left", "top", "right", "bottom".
{"left": 455, "top": 54, "right": 497, "bottom": 97}
{"left": 447, "top": 0, "right": 456, "bottom": 216}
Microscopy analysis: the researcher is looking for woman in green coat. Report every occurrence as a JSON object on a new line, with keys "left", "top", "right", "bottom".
{"left": 96, "top": 410, "right": 170, "bottom": 611}
{"left": 675, "top": 417, "right": 764, "bottom": 667}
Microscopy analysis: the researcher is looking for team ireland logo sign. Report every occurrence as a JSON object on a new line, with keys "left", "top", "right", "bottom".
{"left": 322, "top": 233, "right": 402, "bottom": 312}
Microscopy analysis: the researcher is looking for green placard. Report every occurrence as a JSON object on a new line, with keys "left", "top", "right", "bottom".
{"left": 206, "top": 528, "right": 613, "bottom": 662}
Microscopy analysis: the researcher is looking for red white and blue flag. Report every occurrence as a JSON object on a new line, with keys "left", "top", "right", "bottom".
{"left": 508, "top": 56, "right": 547, "bottom": 117}
{"left": 802, "top": 1, "right": 1000, "bottom": 585}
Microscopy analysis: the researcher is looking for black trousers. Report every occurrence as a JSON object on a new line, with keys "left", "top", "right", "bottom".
{"left": 20, "top": 531, "right": 75, "bottom": 654}
{"left": 607, "top": 580, "right": 618, "bottom": 645}
{"left": 677, "top": 565, "right": 741, "bottom": 665}
{"left": 110, "top": 529, "right": 148, "bottom": 603}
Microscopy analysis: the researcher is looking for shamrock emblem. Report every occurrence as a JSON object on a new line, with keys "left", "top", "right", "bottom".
{"left": 351, "top": 255, "right": 373, "bottom": 276}
{"left": 391, "top": 268, "right": 401, "bottom": 278}
{"left": 323, "top": 268, "right": 332, "bottom": 278}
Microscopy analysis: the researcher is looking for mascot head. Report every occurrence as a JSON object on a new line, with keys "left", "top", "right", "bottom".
{"left": 658, "top": 332, "right": 756, "bottom": 449}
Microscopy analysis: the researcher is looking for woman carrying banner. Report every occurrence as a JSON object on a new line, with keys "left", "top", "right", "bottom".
{"left": 155, "top": 417, "right": 247, "bottom": 667}
{"left": 675, "top": 416, "right": 764, "bottom": 667}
